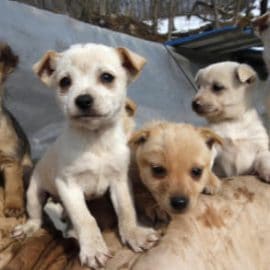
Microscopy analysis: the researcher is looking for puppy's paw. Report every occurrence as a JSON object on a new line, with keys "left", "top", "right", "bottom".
{"left": 79, "top": 235, "right": 111, "bottom": 269}
{"left": 4, "top": 206, "right": 24, "bottom": 218}
{"left": 4, "top": 198, "right": 25, "bottom": 217}
{"left": 203, "top": 180, "right": 221, "bottom": 195}
{"left": 12, "top": 220, "right": 41, "bottom": 238}
{"left": 120, "top": 226, "right": 159, "bottom": 252}
{"left": 145, "top": 205, "right": 170, "bottom": 225}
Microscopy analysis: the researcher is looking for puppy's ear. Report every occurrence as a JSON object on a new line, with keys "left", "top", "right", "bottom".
{"left": 199, "top": 128, "right": 223, "bottom": 149}
{"left": 0, "top": 43, "right": 18, "bottom": 79}
{"left": 116, "top": 47, "right": 146, "bottom": 82}
{"left": 236, "top": 64, "right": 257, "bottom": 84}
{"left": 125, "top": 98, "right": 137, "bottom": 117}
{"left": 128, "top": 129, "right": 150, "bottom": 150}
{"left": 33, "top": 51, "right": 58, "bottom": 86}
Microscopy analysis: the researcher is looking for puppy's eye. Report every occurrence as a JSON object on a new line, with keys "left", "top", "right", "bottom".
{"left": 59, "top": 76, "right": 72, "bottom": 89}
{"left": 191, "top": 167, "right": 203, "bottom": 180}
{"left": 212, "top": 83, "right": 224, "bottom": 93}
{"left": 100, "top": 72, "right": 115, "bottom": 83}
{"left": 151, "top": 164, "right": 167, "bottom": 179}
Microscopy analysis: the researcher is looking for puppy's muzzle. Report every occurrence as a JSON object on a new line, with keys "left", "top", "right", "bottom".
{"left": 75, "top": 94, "right": 94, "bottom": 111}
{"left": 170, "top": 196, "right": 189, "bottom": 211}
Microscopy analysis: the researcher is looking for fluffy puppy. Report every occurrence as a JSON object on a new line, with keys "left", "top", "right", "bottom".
{"left": 13, "top": 44, "right": 158, "bottom": 269}
{"left": 0, "top": 42, "right": 32, "bottom": 217}
{"left": 192, "top": 61, "right": 270, "bottom": 181}
{"left": 129, "top": 121, "right": 222, "bottom": 223}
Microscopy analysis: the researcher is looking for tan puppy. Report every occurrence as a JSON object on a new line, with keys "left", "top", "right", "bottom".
{"left": 13, "top": 44, "right": 158, "bottom": 269}
{"left": 192, "top": 61, "right": 270, "bottom": 181}
{"left": 0, "top": 42, "right": 32, "bottom": 217}
{"left": 129, "top": 121, "right": 222, "bottom": 223}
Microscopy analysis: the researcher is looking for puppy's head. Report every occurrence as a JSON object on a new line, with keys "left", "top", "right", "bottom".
{"left": 33, "top": 44, "right": 146, "bottom": 130}
{"left": 0, "top": 42, "right": 18, "bottom": 84}
{"left": 192, "top": 62, "right": 256, "bottom": 122}
{"left": 252, "top": 12, "right": 270, "bottom": 42}
{"left": 129, "top": 122, "right": 222, "bottom": 215}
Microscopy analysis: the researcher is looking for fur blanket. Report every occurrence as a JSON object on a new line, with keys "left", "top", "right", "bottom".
{"left": 1, "top": 176, "right": 270, "bottom": 270}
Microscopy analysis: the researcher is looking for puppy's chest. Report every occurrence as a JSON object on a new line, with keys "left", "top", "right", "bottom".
{"left": 210, "top": 120, "right": 267, "bottom": 146}
{"left": 62, "top": 143, "right": 128, "bottom": 198}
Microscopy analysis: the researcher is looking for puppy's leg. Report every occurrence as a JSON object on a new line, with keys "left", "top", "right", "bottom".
{"left": 110, "top": 174, "right": 159, "bottom": 252}
{"left": 3, "top": 162, "right": 24, "bottom": 217}
{"left": 254, "top": 151, "right": 270, "bottom": 182}
{"left": 56, "top": 178, "right": 111, "bottom": 269}
{"left": 12, "top": 172, "right": 45, "bottom": 237}
{"left": 203, "top": 171, "right": 221, "bottom": 195}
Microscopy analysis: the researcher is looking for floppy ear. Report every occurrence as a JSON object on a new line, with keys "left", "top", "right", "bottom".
{"left": 125, "top": 98, "right": 137, "bottom": 117}
{"left": 0, "top": 43, "right": 18, "bottom": 79}
{"left": 128, "top": 129, "right": 150, "bottom": 150}
{"left": 199, "top": 128, "right": 223, "bottom": 149}
{"left": 116, "top": 47, "right": 146, "bottom": 82}
{"left": 33, "top": 50, "right": 58, "bottom": 86}
{"left": 235, "top": 64, "right": 257, "bottom": 84}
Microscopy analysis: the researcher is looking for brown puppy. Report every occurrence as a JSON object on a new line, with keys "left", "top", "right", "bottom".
{"left": 129, "top": 121, "right": 222, "bottom": 224}
{"left": 0, "top": 42, "right": 32, "bottom": 217}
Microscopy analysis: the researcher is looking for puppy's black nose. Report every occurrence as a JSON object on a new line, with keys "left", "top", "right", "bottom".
{"left": 192, "top": 99, "right": 201, "bottom": 112}
{"left": 170, "top": 196, "right": 189, "bottom": 211}
{"left": 75, "top": 94, "right": 93, "bottom": 110}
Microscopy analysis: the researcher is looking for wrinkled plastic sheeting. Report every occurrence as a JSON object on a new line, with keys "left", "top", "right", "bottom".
{"left": 0, "top": 0, "right": 202, "bottom": 159}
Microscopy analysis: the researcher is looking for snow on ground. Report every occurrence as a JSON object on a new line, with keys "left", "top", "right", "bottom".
{"left": 252, "top": 0, "right": 270, "bottom": 16}
{"left": 144, "top": 15, "right": 209, "bottom": 35}
{"left": 251, "top": 46, "right": 264, "bottom": 51}
{"left": 145, "top": 1, "right": 270, "bottom": 35}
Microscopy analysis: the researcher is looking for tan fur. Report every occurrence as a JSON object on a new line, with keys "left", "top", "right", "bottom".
{"left": 123, "top": 97, "right": 137, "bottom": 139}
{"left": 129, "top": 121, "right": 221, "bottom": 223}
{"left": 0, "top": 43, "right": 32, "bottom": 217}
{"left": 116, "top": 47, "right": 146, "bottom": 81}
{"left": 193, "top": 61, "right": 270, "bottom": 181}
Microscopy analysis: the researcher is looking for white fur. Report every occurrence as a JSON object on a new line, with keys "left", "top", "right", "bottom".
{"left": 13, "top": 44, "right": 158, "bottom": 269}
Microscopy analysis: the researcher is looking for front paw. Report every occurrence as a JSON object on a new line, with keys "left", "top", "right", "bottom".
{"left": 79, "top": 234, "right": 111, "bottom": 269}
{"left": 203, "top": 180, "right": 221, "bottom": 195}
{"left": 4, "top": 199, "right": 25, "bottom": 217}
{"left": 145, "top": 204, "right": 170, "bottom": 225}
{"left": 120, "top": 226, "right": 159, "bottom": 252}
{"left": 4, "top": 205, "right": 24, "bottom": 218}
{"left": 12, "top": 219, "right": 41, "bottom": 238}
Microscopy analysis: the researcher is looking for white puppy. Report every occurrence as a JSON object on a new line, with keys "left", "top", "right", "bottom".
{"left": 192, "top": 61, "right": 270, "bottom": 181}
{"left": 13, "top": 44, "right": 158, "bottom": 269}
